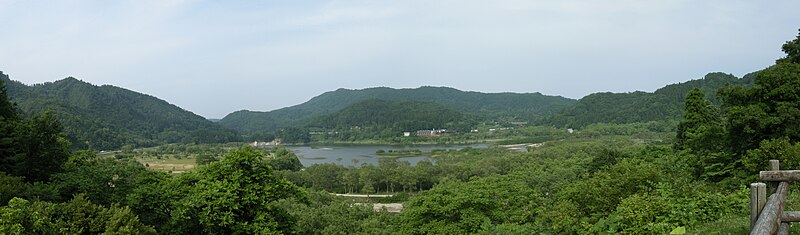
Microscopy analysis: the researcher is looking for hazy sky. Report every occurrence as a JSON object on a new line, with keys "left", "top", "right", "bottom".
{"left": 1, "top": 1, "right": 799, "bottom": 118}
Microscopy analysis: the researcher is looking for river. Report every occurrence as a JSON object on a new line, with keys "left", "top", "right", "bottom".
{"left": 287, "top": 143, "right": 489, "bottom": 167}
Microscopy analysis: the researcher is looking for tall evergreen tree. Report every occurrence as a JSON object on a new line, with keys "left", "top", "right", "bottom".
{"left": 676, "top": 88, "right": 728, "bottom": 179}
{"left": 0, "top": 79, "right": 16, "bottom": 120}
{"left": 675, "top": 88, "right": 723, "bottom": 151}
{"left": 0, "top": 78, "right": 70, "bottom": 182}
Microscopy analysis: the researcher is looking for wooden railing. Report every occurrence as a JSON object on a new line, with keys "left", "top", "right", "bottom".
{"left": 750, "top": 160, "right": 800, "bottom": 234}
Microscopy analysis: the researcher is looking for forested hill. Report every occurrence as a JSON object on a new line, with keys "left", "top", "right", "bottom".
{"left": 307, "top": 99, "right": 470, "bottom": 131}
{"left": 220, "top": 86, "right": 576, "bottom": 133}
{"left": 545, "top": 72, "right": 756, "bottom": 128}
{"left": 1, "top": 72, "right": 238, "bottom": 150}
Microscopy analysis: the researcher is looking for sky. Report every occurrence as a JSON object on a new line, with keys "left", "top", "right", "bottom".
{"left": 1, "top": 1, "right": 799, "bottom": 118}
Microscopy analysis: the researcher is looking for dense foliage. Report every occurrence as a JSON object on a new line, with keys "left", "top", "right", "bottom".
{"left": 308, "top": 99, "right": 469, "bottom": 131}
{"left": 1, "top": 75, "right": 238, "bottom": 150}
{"left": 0, "top": 79, "right": 71, "bottom": 183}
{"left": 161, "top": 147, "right": 306, "bottom": 234}
{"left": 546, "top": 72, "right": 754, "bottom": 128}
{"left": 220, "top": 86, "right": 576, "bottom": 134}
{"left": 674, "top": 29, "right": 800, "bottom": 182}
{"left": 0, "top": 195, "right": 155, "bottom": 234}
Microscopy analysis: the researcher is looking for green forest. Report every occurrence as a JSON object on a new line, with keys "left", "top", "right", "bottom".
{"left": 1, "top": 76, "right": 239, "bottom": 150}
{"left": 1, "top": 29, "right": 799, "bottom": 234}
{"left": 219, "top": 86, "right": 576, "bottom": 135}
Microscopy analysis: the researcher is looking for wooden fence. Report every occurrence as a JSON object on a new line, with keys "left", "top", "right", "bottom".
{"left": 751, "top": 160, "right": 800, "bottom": 234}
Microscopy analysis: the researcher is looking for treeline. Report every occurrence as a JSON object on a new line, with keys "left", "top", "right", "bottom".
{"left": 1, "top": 75, "right": 238, "bottom": 150}
{"left": 675, "top": 31, "right": 800, "bottom": 183}
{"left": 295, "top": 99, "right": 478, "bottom": 143}
{"left": 546, "top": 72, "right": 754, "bottom": 128}
{"left": 220, "top": 86, "right": 577, "bottom": 134}
{"left": 307, "top": 99, "right": 471, "bottom": 131}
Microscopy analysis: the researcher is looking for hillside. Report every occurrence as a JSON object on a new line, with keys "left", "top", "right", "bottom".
{"left": 220, "top": 86, "right": 576, "bottom": 133}
{"left": 1, "top": 72, "right": 238, "bottom": 150}
{"left": 308, "top": 99, "right": 470, "bottom": 131}
{"left": 545, "top": 72, "right": 756, "bottom": 128}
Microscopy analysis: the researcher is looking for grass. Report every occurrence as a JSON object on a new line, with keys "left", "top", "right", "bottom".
{"left": 687, "top": 214, "right": 748, "bottom": 235}
{"left": 136, "top": 157, "right": 196, "bottom": 173}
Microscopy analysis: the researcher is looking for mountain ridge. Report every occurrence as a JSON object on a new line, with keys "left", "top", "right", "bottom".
{"left": 544, "top": 72, "right": 757, "bottom": 128}
{"left": 1, "top": 72, "right": 238, "bottom": 150}
{"left": 219, "top": 86, "right": 578, "bottom": 134}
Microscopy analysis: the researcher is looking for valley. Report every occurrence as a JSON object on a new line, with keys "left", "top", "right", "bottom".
{"left": 1, "top": 27, "right": 799, "bottom": 234}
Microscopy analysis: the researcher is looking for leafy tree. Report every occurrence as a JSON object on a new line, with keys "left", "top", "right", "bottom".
{"left": 277, "top": 127, "right": 311, "bottom": 144}
{"left": 400, "top": 176, "right": 540, "bottom": 234}
{"left": 276, "top": 190, "right": 398, "bottom": 235}
{"left": 50, "top": 151, "right": 167, "bottom": 206}
{"left": 559, "top": 158, "right": 662, "bottom": 221}
{"left": 166, "top": 147, "right": 307, "bottom": 234}
{"left": 743, "top": 138, "right": 800, "bottom": 173}
{"left": 267, "top": 146, "right": 303, "bottom": 171}
{"left": 1, "top": 78, "right": 71, "bottom": 182}
{"left": 0, "top": 195, "right": 155, "bottom": 234}
{"left": 719, "top": 62, "right": 800, "bottom": 155}
{"left": 777, "top": 28, "right": 800, "bottom": 64}
{"left": 0, "top": 172, "right": 27, "bottom": 206}
{"left": 304, "top": 163, "right": 346, "bottom": 192}
{"left": 14, "top": 114, "right": 71, "bottom": 182}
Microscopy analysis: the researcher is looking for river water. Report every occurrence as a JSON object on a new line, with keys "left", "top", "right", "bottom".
{"left": 287, "top": 143, "right": 489, "bottom": 167}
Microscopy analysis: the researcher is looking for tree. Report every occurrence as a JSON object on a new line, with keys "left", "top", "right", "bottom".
{"left": 0, "top": 113, "right": 71, "bottom": 182}
{"left": 676, "top": 88, "right": 721, "bottom": 150}
{"left": 166, "top": 147, "right": 307, "bottom": 234}
{"left": 675, "top": 88, "right": 729, "bottom": 179}
{"left": 13, "top": 114, "right": 72, "bottom": 182}
{"left": 50, "top": 151, "right": 166, "bottom": 206}
{"left": 719, "top": 62, "right": 800, "bottom": 155}
{"left": 277, "top": 127, "right": 310, "bottom": 144}
{"left": 559, "top": 158, "right": 662, "bottom": 221}
{"left": 268, "top": 147, "right": 303, "bottom": 171}
{"left": 0, "top": 79, "right": 16, "bottom": 120}
{"left": 0, "top": 80, "right": 71, "bottom": 182}
{"left": 400, "top": 176, "right": 540, "bottom": 234}
{"left": 0, "top": 195, "right": 155, "bottom": 234}
{"left": 777, "top": 29, "right": 800, "bottom": 64}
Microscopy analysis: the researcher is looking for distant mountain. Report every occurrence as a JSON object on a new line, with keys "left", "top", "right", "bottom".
{"left": 1, "top": 72, "right": 238, "bottom": 150}
{"left": 220, "top": 86, "right": 577, "bottom": 133}
{"left": 308, "top": 99, "right": 469, "bottom": 131}
{"left": 545, "top": 72, "right": 756, "bottom": 128}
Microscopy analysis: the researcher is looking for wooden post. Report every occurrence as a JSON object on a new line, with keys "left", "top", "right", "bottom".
{"left": 751, "top": 183, "right": 767, "bottom": 230}
{"left": 782, "top": 211, "right": 800, "bottom": 222}
{"left": 778, "top": 223, "right": 789, "bottom": 235}
{"left": 761, "top": 170, "right": 800, "bottom": 181}
{"left": 770, "top": 160, "right": 780, "bottom": 194}
{"left": 752, "top": 181, "right": 790, "bottom": 235}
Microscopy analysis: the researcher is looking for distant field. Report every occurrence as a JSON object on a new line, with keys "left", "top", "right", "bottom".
{"left": 136, "top": 157, "right": 196, "bottom": 173}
